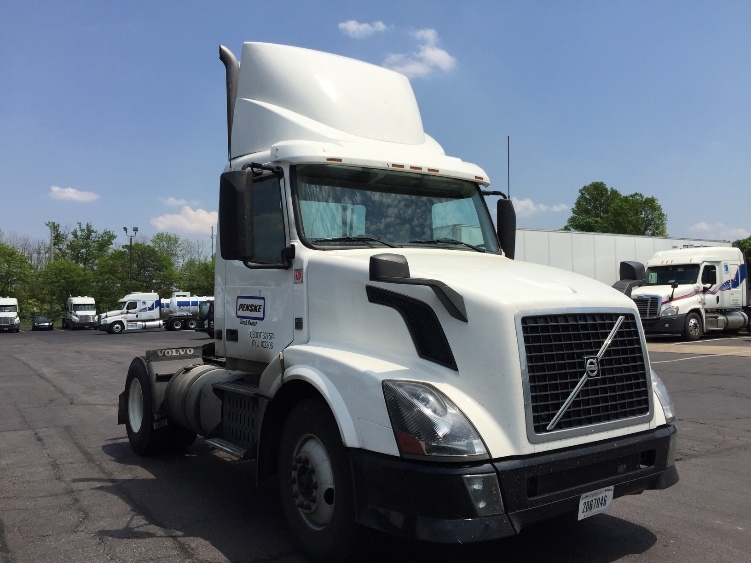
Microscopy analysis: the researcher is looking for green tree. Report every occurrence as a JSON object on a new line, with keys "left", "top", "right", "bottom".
{"left": 732, "top": 235, "right": 751, "bottom": 262}
{"left": 180, "top": 258, "right": 215, "bottom": 296}
{"left": 39, "top": 259, "right": 87, "bottom": 316}
{"left": 0, "top": 242, "right": 33, "bottom": 296}
{"left": 150, "top": 232, "right": 183, "bottom": 267}
{"left": 67, "top": 222, "right": 117, "bottom": 272}
{"left": 564, "top": 181, "right": 668, "bottom": 236}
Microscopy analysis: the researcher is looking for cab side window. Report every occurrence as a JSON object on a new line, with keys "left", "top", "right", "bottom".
{"left": 252, "top": 175, "right": 286, "bottom": 264}
{"left": 701, "top": 265, "right": 716, "bottom": 285}
{"left": 126, "top": 302, "right": 138, "bottom": 311}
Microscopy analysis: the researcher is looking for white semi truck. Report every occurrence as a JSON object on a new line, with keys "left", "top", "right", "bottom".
{"left": 0, "top": 297, "right": 21, "bottom": 333}
{"left": 161, "top": 291, "right": 214, "bottom": 331}
{"left": 98, "top": 292, "right": 162, "bottom": 334}
{"left": 63, "top": 295, "right": 97, "bottom": 329}
{"left": 118, "top": 43, "right": 678, "bottom": 561}
{"left": 629, "top": 246, "right": 750, "bottom": 340}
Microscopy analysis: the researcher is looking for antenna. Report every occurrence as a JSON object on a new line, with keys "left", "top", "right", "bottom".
{"left": 507, "top": 135, "right": 510, "bottom": 200}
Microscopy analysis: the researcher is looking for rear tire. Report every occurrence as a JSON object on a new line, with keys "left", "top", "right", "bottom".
{"left": 124, "top": 358, "right": 167, "bottom": 456}
{"left": 187, "top": 319, "right": 197, "bottom": 330}
{"left": 683, "top": 312, "right": 702, "bottom": 341}
{"left": 171, "top": 319, "right": 183, "bottom": 331}
{"left": 278, "top": 398, "right": 362, "bottom": 562}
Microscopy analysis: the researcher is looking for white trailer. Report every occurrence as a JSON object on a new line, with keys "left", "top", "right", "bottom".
{"left": 118, "top": 43, "right": 678, "bottom": 561}
{"left": 0, "top": 297, "right": 20, "bottom": 333}
{"left": 63, "top": 296, "right": 97, "bottom": 329}
{"left": 98, "top": 292, "right": 162, "bottom": 334}
{"left": 515, "top": 228, "right": 731, "bottom": 287}
{"left": 630, "top": 246, "right": 750, "bottom": 340}
{"left": 161, "top": 291, "right": 214, "bottom": 331}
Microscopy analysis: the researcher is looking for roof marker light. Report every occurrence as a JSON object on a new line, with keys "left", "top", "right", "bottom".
{"left": 475, "top": 176, "right": 484, "bottom": 181}
{"left": 428, "top": 168, "right": 439, "bottom": 173}
{"left": 410, "top": 166, "right": 422, "bottom": 171}
{"left": 391, "top": 164, "right": 405, "bottom": 169}
{"left": 326, "top": 158, "right": 342, "bottom": 162}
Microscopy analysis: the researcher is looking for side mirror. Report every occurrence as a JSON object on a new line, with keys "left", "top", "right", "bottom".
{"left": 219, "top": 170, "right": 254, "bottom": 261}
{"left": 496, "top": 198, "right": 516, "bottom": 259}
{"left": 702, "top": 285, "right": 712, "bottom": 293}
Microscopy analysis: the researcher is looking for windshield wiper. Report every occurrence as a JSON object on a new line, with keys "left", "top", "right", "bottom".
{"left": 409, "top": 238, "right": 485, "bottom": 252}
{"left": 310, "top": 235, "right": 397, "bottom": 248}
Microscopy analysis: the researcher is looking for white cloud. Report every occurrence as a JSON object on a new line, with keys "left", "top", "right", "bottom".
{"left": 49, "top": 185, "right": 99, "bottom": 202}
{"left": 159, "top": 196, "right": 200, "bottom": 207}
{"left": 338, "top": 20, "right": 389, "bottom": 38}
{"left": 689, "top": 221, "right": 750, "bottom": 241}
{"left": 150, "top": 206, "right": 217, "bottom": 235}
{"left": 512, "top": 197, "right": 569, "bottom": 218}
{"left": 383, "top": 28, "right": 456, "bottom": 78}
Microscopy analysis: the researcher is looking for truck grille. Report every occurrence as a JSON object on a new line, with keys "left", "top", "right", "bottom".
{"left": 79, "top": 315, "right": 94, "bottom": 323}
{"left": 0, "top": 317, "right": 11, "bottom": 326}
{"left": 632, "top": 296, "right": 660, "bottom": 319}
{"left": 520, "top": 313, "right": 650, "bottom": 437}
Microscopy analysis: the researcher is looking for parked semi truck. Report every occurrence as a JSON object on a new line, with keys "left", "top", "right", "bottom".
{"left": 161, "top": 291, "right": 214, "bottom": 331}
{"left": 63, "top": 295, "right": 97, "bottom": 329}
{"left": 98, "top": 292, "right": 162, "bottom": 334}
{"left": 118, "top": 43, "right": 678, "bottom": 561}
{"left": 628, "top": 246, "right": 750, "bottom": 340}
{"left": 0, "top": 297, "right": 20, "bottom": 333}
{"left": 515, "top": 228, "right": 731, "bottom": 287}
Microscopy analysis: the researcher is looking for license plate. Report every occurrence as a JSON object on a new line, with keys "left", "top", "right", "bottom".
{"left": 578, "top": 486, "right": 613, "bottom": 520}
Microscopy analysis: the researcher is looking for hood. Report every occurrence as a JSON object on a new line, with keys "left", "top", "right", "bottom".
{"left": 631, "top": 283, "right": 700, "bottom": 306}
{"left": 311, "top": 248, "right": 635, "bottom": 312}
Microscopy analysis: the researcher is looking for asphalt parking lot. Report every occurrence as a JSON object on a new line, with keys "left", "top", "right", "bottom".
{"left": 1, "top": 327, "right": 750, "bottom": 562}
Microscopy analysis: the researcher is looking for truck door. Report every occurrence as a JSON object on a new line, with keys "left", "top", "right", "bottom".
{"left": 700, "top": 264, "right": 719, "bottom": 310}
{"left": 721, "top": 261, "right": 743, "bottom": 307}
{"left": 222, "top": 173, "right": 294, "bottom": 364}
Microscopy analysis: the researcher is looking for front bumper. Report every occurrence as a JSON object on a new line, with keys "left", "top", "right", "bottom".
{"left": 640, "top": 314, "right": 686, "bottom": 335}
{"left": 350, "top": 424, "right": 678, "bottom": 543}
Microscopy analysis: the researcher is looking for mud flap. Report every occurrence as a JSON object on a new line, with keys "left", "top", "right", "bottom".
{"left": 117, "top": 391, "right": 127, "bottom": 425}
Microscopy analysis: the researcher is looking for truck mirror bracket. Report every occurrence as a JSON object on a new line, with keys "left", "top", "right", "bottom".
{"left": 369, "top": 254, "right": 468, "bottom": 322}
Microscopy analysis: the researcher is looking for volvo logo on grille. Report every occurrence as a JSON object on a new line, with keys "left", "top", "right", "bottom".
{"left": 546, "top": 316, "right": 625, "bottom": 431}
{"left": 584, "top": 357, "right": 599, "bottom": 378}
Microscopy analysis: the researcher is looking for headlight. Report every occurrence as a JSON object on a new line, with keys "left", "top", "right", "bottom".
{"left": 14, "top": 317, "right": 20, "bottom": 325}
{"left": 651, "top": 369, "right": 675, "bottom": 423}
{"left": 661, "top": 305, "right": 679, "bottom": 317}
{"left": 383, "top": 380, "right": 488, "bottom": 459}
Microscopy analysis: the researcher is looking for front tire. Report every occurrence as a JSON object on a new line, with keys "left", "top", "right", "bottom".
{"left": 109, "top": 322, "right": 124, "bottom": 334}
{"left": 124, "top": 358, "right": 167, "bottom": 456}
{"left": 278, "top": 399, "right": 362, "bottom": 562}
{"left": 683, "top": 312, "right": 702, "bottom": 341}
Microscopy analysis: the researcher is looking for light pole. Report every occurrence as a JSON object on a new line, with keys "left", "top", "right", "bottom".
{"left": 123, "top": 227, "right": 138, "bottom": 293}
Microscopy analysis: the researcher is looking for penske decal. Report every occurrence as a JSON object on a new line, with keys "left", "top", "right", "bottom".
{"left": 237, "top": 296, "right": 265, "bottom": 320}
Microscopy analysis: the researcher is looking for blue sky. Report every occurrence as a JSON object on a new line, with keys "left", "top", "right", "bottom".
{"left": 1, "top": 1, "right": 749, "bottom": 249}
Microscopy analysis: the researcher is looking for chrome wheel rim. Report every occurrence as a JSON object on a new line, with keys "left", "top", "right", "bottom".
{"left": 289, "top": 434, "right": 335, "bottom": 530}
{"left": 687, "top": 317, "right": 701, "bottom": 338}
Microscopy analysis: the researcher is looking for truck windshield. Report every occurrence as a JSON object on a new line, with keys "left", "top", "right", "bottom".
{"left": 0, "top": 305, "right": 17, "bottom": 313}
{"left": 73, "top": 304, "right": 96, "bottom": 312}
{"left": 644, "top": 264, "right": 700, "bottom": 285}
{"left": 294, "top": 165, "right": 499, "bottom": 252}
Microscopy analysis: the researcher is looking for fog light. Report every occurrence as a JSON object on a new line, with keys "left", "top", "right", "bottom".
{"left": 462, "top": 473, "right": 504, "bottom": 516}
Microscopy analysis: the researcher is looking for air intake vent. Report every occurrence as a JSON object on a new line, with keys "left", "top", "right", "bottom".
{"left": 520, "top": 313, "right": 650, "bottom": 439}
{"left": 367, "top": 285, "right": 457, "bottom": 370}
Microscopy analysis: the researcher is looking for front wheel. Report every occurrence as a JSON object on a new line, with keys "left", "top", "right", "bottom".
{"left": 278, "top": 399, "right": 362, "bottom": 562}
{"left": 124, "top": 358, "right": 167, "bottom": 455}
{"left": 109, "top": 322, "right": 124, "bottom": 334}
{"left": 683, "top": 312, "right": 702, "bottom": 341}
